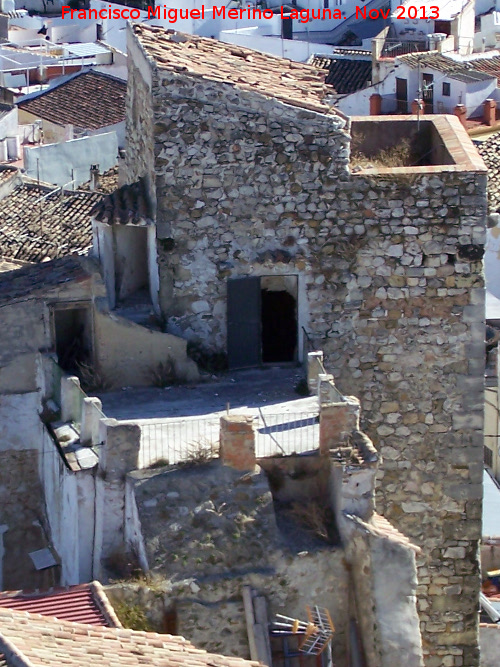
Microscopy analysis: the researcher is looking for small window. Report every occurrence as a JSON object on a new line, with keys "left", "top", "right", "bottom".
{"left": 442, "top": 82, "right": 451, "bottom": 96}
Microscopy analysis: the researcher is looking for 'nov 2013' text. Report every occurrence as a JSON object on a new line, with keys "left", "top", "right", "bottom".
{"left": 62, "top": 5, "right": 439, "bottom": 21}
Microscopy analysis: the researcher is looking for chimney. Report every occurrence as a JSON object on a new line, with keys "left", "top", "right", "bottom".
{"left": 454, "top": 104, "right": 467, "bottom": 127}
{"left": 89, "top": 164, "right": 100, "bottom": 192}
{"left": 411, "top": 98, "right": 424, "bottom": 115}
{"left": 369, "top": 93, "right": 382, "bottom": 115}
{"left": 484, "top": 98, "right": 496, "bottom": 127}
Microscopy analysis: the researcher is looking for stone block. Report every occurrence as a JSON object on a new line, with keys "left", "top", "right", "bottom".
{"left": 320, "top": 397, "right": 360, "bottom": 453}
{"left": 80, "top": 397, "right": 103, "bottom": 446}
{"left": 307, "top": 351, "right": 324, "bottom": 395}
{"left": 99, "top": 419, "right": 141, "bottom": 479}
{"left": 61, "top": 376, "right": 82, "bottom": 423}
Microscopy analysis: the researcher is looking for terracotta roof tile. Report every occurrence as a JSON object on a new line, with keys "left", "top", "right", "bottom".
{"left": 465, "top": 55, "right": 500, "bottom": 86}
{"left": 0, "top": 181, "right": 102, "bottom": 262}
{"left": 0, "top": 607, "right": 261, "bottom": 667}
{"left": 346, "top": 512, "right": 421, "bottom": 553}
{"left": 0, "top": 256, "right": 94, "bottom": 306}
{"left": 0, "top": 583, "right": 121, "bottom": 628}
{"left": 310, "top": 55, "right": 372, "bottom": 94}
{"left": 132, "top": 25, "right": 338, "bottom": 115}
{"left": 91, "top": 177, "right": 154, "bottom": 225}
{"left": 17, "top": 70, "right": 126, "bottom": 130}
{"left": 0, "top": 166, "right": 18, "bottom": 186}
{"left": 80, "top": 166, "right": 119, "bottom": 194}
{"left": 398, "top": 52, "right": 496, "bottom": 84}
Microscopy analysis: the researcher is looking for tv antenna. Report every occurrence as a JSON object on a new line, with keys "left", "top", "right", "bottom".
{"left": 272, "top": 606, "right": 335, "bottom": 655}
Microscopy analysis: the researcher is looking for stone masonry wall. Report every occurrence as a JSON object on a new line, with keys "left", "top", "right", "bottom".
{"left": 128, "top": 462, "right": 349, "bottom": 664}
{"left": 125, "top": 34, "right": 155, "bottom": 192}
{"left": 329, "top": 171, "right": 485, "bottom": 667}
{"left": 125, "top": 35, "right": 486, "bottom": 665}
{"left": 0, "top": 450, "right": 49, "bottom": 590}
{"left": 125, "top": 56, "right": 350, "bottom": 333}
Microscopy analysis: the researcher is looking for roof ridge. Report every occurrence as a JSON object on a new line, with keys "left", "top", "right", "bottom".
{"left": 0, "top": 633, "right": 33, "bottom": 667}
{"left": 0, "top": 606, "right": 181, "bottom": 641}
{"left": 89, "top": 582, "right": 123, "bottom": 628}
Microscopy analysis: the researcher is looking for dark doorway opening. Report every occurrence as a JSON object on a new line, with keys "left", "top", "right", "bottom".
{"left": 396, "top": 77, "right": 408, "bottom": 113}
{"left": 422, "top": 72, "right": 434, "bottom": 114}
{"left": 53, "top": 306, "right": 92, "bottom": 373}
{"left": 261, "top": 290, "right": 297, "bottom": 363}
{"left": 227, "top": 275, "right": 299, "bottom": 369}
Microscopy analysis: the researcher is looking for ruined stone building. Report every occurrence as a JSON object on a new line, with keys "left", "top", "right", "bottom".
{"left": 105, "top": 378, "right": 424, "bottom": 667}
{"left": 90, "top": 24, "right": 489, "bottom": 666}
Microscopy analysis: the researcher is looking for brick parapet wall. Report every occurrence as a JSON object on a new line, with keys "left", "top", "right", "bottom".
{"left": 125, "top": 44, "right": 486, "bottom": 665}
{"left": 220, "top": 415, "right": 256, "bottom": 471}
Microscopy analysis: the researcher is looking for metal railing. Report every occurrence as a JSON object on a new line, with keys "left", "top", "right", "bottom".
{"left": 136, "top": 409, "right": 321, "bottom": 468}
{"left": 137, "top": 416, "right": 221, "bottom": 469}
{"left": 374, "top": 38, "right": 429, "bottom": 57}
{"left": 255, "top": 412, "right": 320, "bottom": 458}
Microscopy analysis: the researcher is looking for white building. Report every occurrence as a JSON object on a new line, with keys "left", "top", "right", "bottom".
{"left": 390, "top": 0, "right": 475, "bottom": 55}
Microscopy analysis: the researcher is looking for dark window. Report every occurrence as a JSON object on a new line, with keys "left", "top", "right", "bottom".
{"left": 442, "top": 82, "right": 451, "bottom": 97}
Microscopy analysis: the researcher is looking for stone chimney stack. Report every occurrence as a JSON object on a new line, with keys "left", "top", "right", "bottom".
{"left": 369, "top": 93, "right": 382, "bottom": 115}
{"left": 89, "top": 164, "right": 100, "bottom": 191}
{"left": 483, "top": 99, "right": 496, "bottom": 127}
{"left": 454, "top": 104, "right": 467, "bottom": 127}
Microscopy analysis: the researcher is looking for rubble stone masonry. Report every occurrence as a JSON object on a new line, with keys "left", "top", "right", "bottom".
{"left": 125, "top": 29, "right": 486, "bottom": 665}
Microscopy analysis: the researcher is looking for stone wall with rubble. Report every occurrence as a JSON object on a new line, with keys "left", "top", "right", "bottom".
{"left": 328, "top": 170, "right": 485, "bottom": 667}
{"left": 124, "top": 38, "right": 486, "bottom": 665}
{"left": 120, "top": 462, "right": 350, "bottom": 664}
{"left": 0, "top": 392, "right": 51, "bottom": 591}
{"left": 124, "top": 33, "right": 155, "bottom": 192}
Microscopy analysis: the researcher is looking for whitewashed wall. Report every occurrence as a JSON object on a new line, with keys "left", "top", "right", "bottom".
{"left": 0, "top": 392, "right": 43, "bottom": 452}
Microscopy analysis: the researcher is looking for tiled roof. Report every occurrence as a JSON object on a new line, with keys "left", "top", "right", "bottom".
{"left": 330, "top": 47, "right": 371, "bottom": 57}
{"left": 465, "top": 55, "right": 500, "bottom": 86}
{"left": 132, "top": 25, "right": 338, "bottom": 115}
{"left": 0, "top": 166, "right": 18, "bottom": 186}
{"left": 0, "top": 256, "right": 93, "bottom": 306}
{"left": 476, "top": 133, "right": 500, "bottom": 212}
{"left": 346, "top": 512, "right": 421, "bottom": 553}
{"left": 310, "top": 55, "right": 371, "bottom": 94}
{"left": 0, "top": 583, "right": 121, "bottom": 628}
{"left": 0, "top": 607, "right": 261, "bottom": 667}
{"left": 0, "top": 181, "right": 102, "bottom": 262}
{"left": 17, "top": 70, "right": 126, "bottom": 130}
{"left": 398, "top": 52, "right": 497, "bottom": 84}
{"left": 91, "top": 177, "right": 154, "bottom": 225}
{"left": 80, "top": 166, "right": 119, "bottom": 194}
